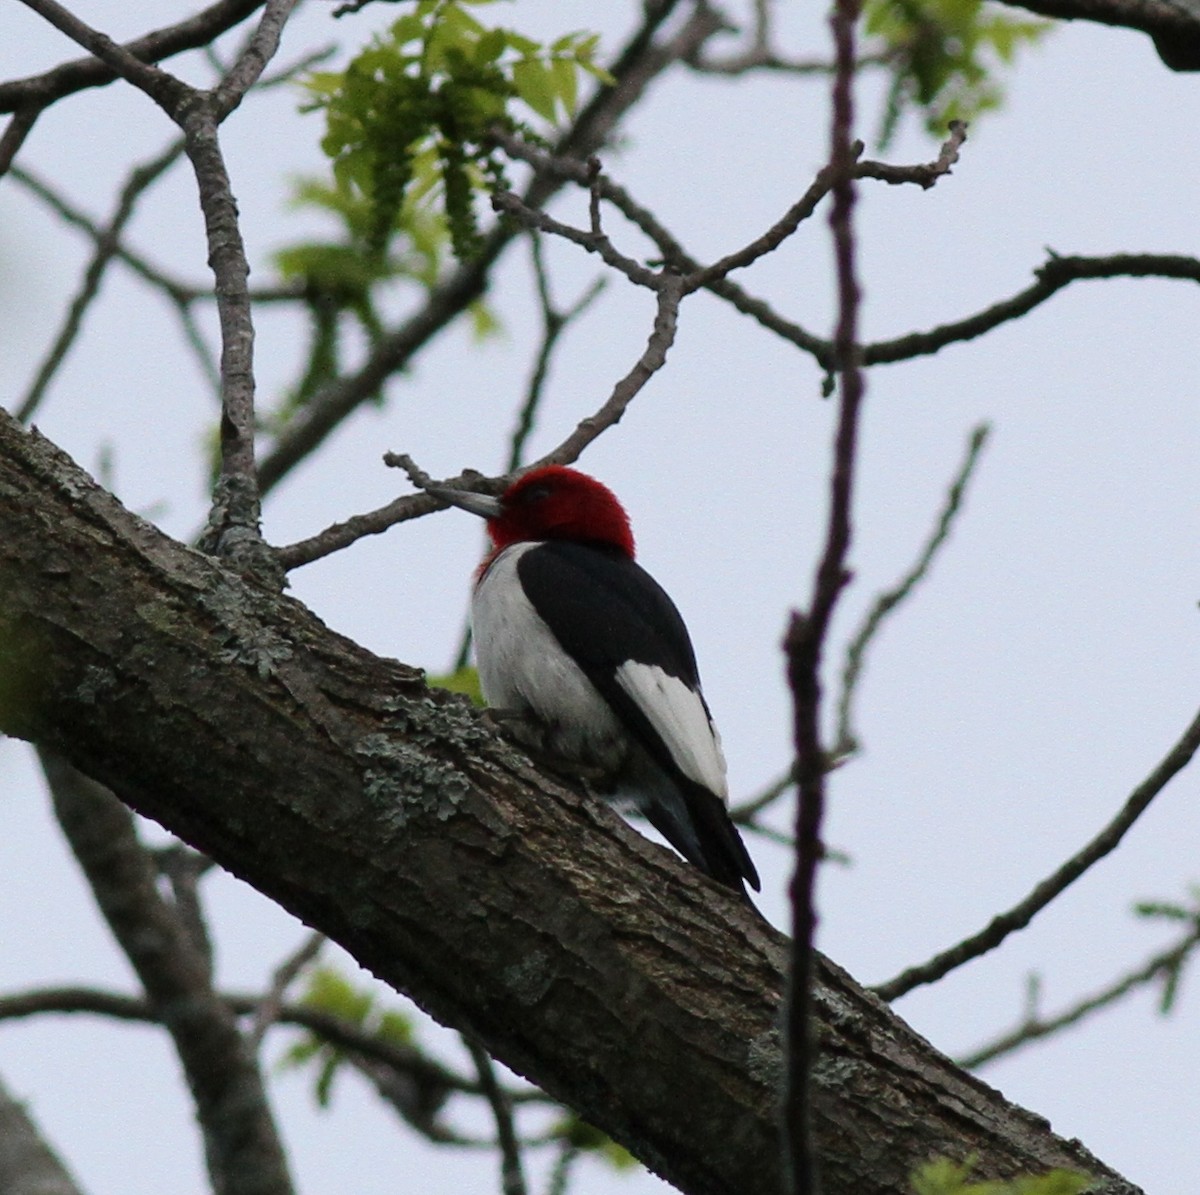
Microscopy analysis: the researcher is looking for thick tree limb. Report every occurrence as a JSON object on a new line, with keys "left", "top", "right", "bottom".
{"left": 0, "top": 409, "right": 1143, "bottom": 1195}
{"left": 39, "top": 752, "right": 294, "bottom": 1195}
{"left": 996, "top": 0, "right": 1200, "bottom": 70}
{"left": 0, "top": 1074, "right": 85, "bottom": 1195}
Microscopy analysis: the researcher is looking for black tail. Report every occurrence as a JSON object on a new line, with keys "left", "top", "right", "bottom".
{"left": 641, "top": 779, "right": 760, "bottom": 899}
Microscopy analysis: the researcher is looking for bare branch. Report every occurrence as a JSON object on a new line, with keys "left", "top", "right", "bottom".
{"left": 862, "top": 251, "right": 1200, "bottom": 366}
{"left": 493, "top": 125, "right": 972, "bottom": 353}
{"left": 246, "top": 931, "right": 324, "bottom": 1052}
{"left": 959, "top": 914, "right": 1200, "bottom": 1069}
{"left": 211, "top": 0, "right": 301, "bottom": 118}
{"left": 0, "top": 985, "right": 528, "bottom": 1104}
{"left": 14, "top": 0, "right": 193, "bottom": 110}
{"left": 18, "top": 0, "right": 300, "bottom": 581}
{"left": 508, "top": 236, "right": 607, "bottom": 475}
{"left": 275, "top": 274, "right": 684, "bottom": 570}
{"left": 39, "top": 751, "right": 295, "bottom": 1195}
{"left": 465, "top": 1040, "right": 528, "bottom": 1195}
{"left": 783, "top": 4, "right": 867, "bottom": 1191}
{"left": 534, "top": 272, "right": 684, "bottom": 467}
{"left": 0, "top": 106, "right": 39, "bottom": 178}
{"left": 856, "top": 120, "right": 968, "bottom": 189}
{"left": 834, "top": 423, "right": 991, "bottom": 759}
{"left": 685, "top": 0, "right": 895, "bottom": 76}
{"left": 15, "top": 138, "right": 185, "bottom": 424}
{"left": 492, "top": 189, "right": 664, "bottom": 289}
{"left": 0, "top": 0, "right": 264, "bottom": 114}
{"left": 873, "top": 704, "right": 1200, "bottom": 1002}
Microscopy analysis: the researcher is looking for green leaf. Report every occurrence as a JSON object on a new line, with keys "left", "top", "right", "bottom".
{"left": 550, "top": 54, "right": 579, "bottom": 118}
{"left": 512, "top": 57, "right": 557, "bottom": 122}
{"left": 863, "top": 0, "right": 1052, "bottom": 147}
{"left": 429, "top": 665, "right": 485, "bottom": 706}
{"left": 467, "top": 297, "right": 502, "bottom": 342}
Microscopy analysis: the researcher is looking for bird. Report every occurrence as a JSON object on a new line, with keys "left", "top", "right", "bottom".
{"left": 428, "top": 464, "right": 760, "bottom": 898}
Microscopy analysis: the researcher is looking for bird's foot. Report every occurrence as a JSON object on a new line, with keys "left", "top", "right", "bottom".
{"left": 481, "top": 708, "right": 611, "bottom": 787}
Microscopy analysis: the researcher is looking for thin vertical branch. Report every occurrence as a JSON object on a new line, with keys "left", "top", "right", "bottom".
{"left": 465, "top": 1040, "right": 527, "bottom": 1195}
{"left": 782, "top": 2, "right": 866, "bottom": 1192}
{"left": 18, "top": 0, "right": 300, "bottom": 584}
{"left": 833, "top": 422, "right": 990, "bottom": 758}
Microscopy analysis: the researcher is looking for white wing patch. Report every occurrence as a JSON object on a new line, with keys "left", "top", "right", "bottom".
{"left": 615, "top": 662, "right": 728, "bottom": 800}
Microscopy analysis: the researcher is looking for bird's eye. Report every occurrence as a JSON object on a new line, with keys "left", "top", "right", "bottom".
{"left": 517, "top": 483, "right": 552, "bottom": 505}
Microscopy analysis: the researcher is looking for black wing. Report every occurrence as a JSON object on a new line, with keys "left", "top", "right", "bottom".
{"left": 517, "top": 541, "right": 759, "bottom": 893}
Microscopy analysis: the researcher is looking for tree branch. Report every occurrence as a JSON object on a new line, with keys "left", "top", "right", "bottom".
{"left": 15, "top": 138, "right": 186, "bottom": 424}
{"left": 782, "top": 4, "right": 866, "bottom": 1190}
{"left": 0, "top": 1073, "right": 85, "bottom": 1195}
{"left": 958, "top": 914, "right": 1200, "bottom": 1069}
{"left": 994, "top": 0, "right": 1200, "bottom": 70}
{"left": 834, "top": 423, "right": 991, "bottom": 759}
{"left": 275, "top": 273, "right": 683, "bottom": 570}
{"left": 465, "top": 1040, "right": 528, "bottom": 1195}
{"left": 873, "top": 704, "right": 1200, "bottom": 1002}
{"left": 0, "top": 0, "right": 264, "bottom": 114}
{"left": 0, "top": 409, "right": 1146, "bottom": 1195}
{"left": 39, "top": 751, "right": 295, "bottom": 1195}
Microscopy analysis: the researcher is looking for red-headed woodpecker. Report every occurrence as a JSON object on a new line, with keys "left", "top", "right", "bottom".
{"left": 430, "top": 465, "right": 760, "bottom": 897}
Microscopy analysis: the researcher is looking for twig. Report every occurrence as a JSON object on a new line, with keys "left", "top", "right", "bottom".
{"left": 465, "top": 1039, "right": 528, "bottom": 1195}
{"left": 783, "top": 5, "right": 866, "bottom": 1193}
{"left": 492, "top": 190, "right": 663, "bottom": 290}
{"left": 958, "top": 916, "right": 1200, "bottom": 1069}
{"left": 0, "top": 105, "right": 40, "bottom": 178}
{"left": 0, "top": 984, "right": 548, "bottom": 1103}
{"left": 14, "top": 0, "right": 192, "bottom": 109}
{"left": 873, "top": 703, "right": 1200, "bottom": 1002}
{"left": 731, "top": 768, "right": 795, "bottom": 823}
{"left": 685, "top": 0, "right": 894, "bottom": 76}
{"left": 246, "top": 931, "right": 325, "bottom": 1052}
{"left": 493, "top": 124, "right": 972, "bottom": 351}
{"left": 8, "top": 164, "right": 301, "bottom": 307}
{"left": 508, "top": 236, "right": 607, "bottom": 473}
{"left": 856, "top": 120, "right": 968, "bottom": 189}
{"left": 256, "top": 1, "right": 714, "bottom": 495}
{"left": 834, "top": 423, "right": 990, "bottom": 758}
{"left": 275, "top": 273, "right": 684, "bottom": 570}
{"left": 16, "top": 138, "right": 185, "bottom": 424}
{"left": 545, "top": 1140, "right": 582, "bottom": 1195}
{"left": 861, "top": 251, "right": 1200, "bottom": 367}
{"left": 450, "top": 234, "right": 607, "bottom": 670}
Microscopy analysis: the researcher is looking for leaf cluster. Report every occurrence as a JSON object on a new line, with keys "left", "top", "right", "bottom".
{"left": 912, "top": 1157, "right": 1089, "bottom": 1195}
{"left": 304, "top": 0, "right": 608, "bottom": 260}
{"left": 865, "top": 0, "right": 1051, "bottom": 146}
{"left": 279, "top": 964, "right": 415, "bottom": 1107}
{"left": 1134, "top": 886, "right": 1200, "bottom": 1013}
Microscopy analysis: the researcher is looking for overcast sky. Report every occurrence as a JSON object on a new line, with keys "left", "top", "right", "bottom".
{"left": 2, "top": 3, "right": 1199, "bottom": 1194}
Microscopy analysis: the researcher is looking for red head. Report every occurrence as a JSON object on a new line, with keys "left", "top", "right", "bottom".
{"left": 432, "top": 466, "right": 635, "bottom": 558}
{"left": 488, "top": 466, "right": 635, "bottom": 556}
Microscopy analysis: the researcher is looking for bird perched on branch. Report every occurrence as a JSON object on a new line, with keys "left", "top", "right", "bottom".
{"left": 428, "top": 465, "right": 759, "bottom": 898}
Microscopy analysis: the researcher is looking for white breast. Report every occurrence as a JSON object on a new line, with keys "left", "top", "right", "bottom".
{"left": 472, "top": 543, "right": 625, "bottom": 768}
